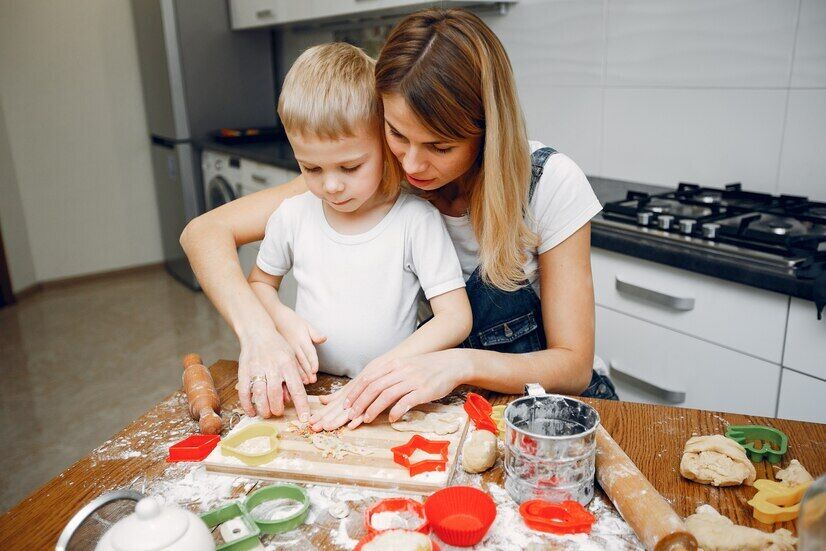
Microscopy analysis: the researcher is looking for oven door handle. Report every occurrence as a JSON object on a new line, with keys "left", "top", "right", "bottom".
{"left": 609, "top": 361, "right": 686, "bottom": 404}
{"left": 615, "top": 276, "right": 695, "bottom": 311}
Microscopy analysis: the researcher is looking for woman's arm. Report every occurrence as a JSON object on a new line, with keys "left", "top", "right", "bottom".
{"left": 179, "top": 175, "right": 312, "bottom": 420}
{"left": 342, "top": 223, "right": 596, "bottom": 423}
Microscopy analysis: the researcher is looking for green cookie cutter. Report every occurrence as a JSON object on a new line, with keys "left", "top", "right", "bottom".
{"left": 725, "top": 424, "right": 788, "bottom": 463}
{"left": 244, "top": 483, "right": 309, "bottom": 534}
{"left": 200, "top": 502, "right": 261, "bottom": 551}
{"left": 219, "top": 422, "right": 279, "bottom": 466}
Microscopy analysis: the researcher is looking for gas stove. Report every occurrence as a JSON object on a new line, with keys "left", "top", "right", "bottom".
{"left": 597, "top": 183, "right": 826, "bottom": 274}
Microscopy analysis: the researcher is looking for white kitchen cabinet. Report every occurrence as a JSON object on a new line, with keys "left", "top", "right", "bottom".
{"left": 241, "top": 160, "right": 298, "bottom": 190}
{"left": 229, "top": 0, "right": 515, "bottom": 30}
{"left": 777, "top": 369, "right": 826, "bottom": 424}
{"left": 782, "top": 297, "right": 826, "bottom": 380}
{"left": 596, "top": 305, "right": 780, "bottom": 417}
{"left": 591, "top": 249, "right": 789, "bottom": 363}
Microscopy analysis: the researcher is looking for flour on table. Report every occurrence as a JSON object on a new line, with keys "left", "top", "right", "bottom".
{"left": 391, "top": 411, "right": 461, "bottom": 435}
{"left": 310, "top": 433, "right": 373, "bottom": 460}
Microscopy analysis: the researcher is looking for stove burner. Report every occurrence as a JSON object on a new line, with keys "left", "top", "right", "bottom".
{"left": 766, "top": 220, "right": 793, "bottom": 235}
{"left": 646, "top": 199, "right": 713, "bottom": 219}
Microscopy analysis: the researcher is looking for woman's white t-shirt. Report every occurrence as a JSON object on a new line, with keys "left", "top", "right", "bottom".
{"left": 441, "top": 141, "right": 603, "bottom": 294}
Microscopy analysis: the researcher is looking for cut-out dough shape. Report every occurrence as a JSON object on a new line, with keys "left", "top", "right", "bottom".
{"left": 391, "top": 411, "right": 461, "bottom": 435}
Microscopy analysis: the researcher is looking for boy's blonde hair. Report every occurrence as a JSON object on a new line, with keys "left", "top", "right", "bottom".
{"left": 279, "top": 43, "right": 400, "bottom": 197}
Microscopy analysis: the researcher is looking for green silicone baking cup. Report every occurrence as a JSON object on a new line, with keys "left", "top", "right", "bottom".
{"left": 244, "top": 483, "right": 310, "bottom": 534}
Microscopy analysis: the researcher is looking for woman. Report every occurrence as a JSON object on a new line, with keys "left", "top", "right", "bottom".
{"left": 180, "top": 8, "right": 617, "bottom": 428}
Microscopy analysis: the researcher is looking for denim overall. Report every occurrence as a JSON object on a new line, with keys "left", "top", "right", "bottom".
{"left": 460, "top": 147, "right": 619, "bottom": 400}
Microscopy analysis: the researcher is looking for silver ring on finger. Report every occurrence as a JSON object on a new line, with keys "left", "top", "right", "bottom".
{"left": 249, "top": 375, "right": 267, "bottom": 392}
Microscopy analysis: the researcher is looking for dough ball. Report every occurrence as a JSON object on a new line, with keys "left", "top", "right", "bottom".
{"left": 774, "top": 459, "right": 814, "bottom": 486}
{"left": 362, "top": 529, "right": 432, "bottom": 551}
{"left": 462, "top": 429, "right": 498, "bottom": 474}
{"left": 685, "top": 504, "right": 796, "bottom": 551}
{"left": 680, "top": 435, "right": 756, "bottom": 487}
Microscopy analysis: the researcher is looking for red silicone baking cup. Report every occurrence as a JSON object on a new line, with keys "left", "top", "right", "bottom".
{"left": 365, "top": 497, "right": 430, "bottom": 535}
{"left": 424, "top": 486, "right": 496, "bottom": 547}
{"left": 355, "top": 530, "right": 440, "bottom": 551}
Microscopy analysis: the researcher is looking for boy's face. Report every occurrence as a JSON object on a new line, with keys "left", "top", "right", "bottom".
{"left": 290, "top": 125, "right": 385, "bottom": 214}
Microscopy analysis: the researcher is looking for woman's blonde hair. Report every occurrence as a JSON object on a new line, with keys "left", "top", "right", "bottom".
{"left": 279, "top": 43, "right": 401, "bottom": 197}
{"left": 376, "top": 9, "right": 535, "bottom": 291}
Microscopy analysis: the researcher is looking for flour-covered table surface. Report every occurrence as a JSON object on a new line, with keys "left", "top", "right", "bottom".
{"left": 2, "top": 360, "right": 823, "bottom": 550}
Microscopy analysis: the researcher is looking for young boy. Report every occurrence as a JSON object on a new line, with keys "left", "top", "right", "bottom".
{"left": 248, "top": 44, "right": 472, "bottom": 424}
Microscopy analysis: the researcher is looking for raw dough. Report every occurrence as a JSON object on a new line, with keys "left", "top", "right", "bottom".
{"left": 774, "top": 459, "right": 814, "bottom": 486}
{"left": 310, "top": 433, "right": 372, "bottom": 460}
{"left": 362, "top": 529, "right": 432, "bottom": 551}
{"left": 391, "top": 411, "right": 461, "bottom": 435}
{"left": 680, "top": 435, "right": 756, "bottom": 487}
{"left": 462, "top": 429, "right": 498, "bottom": 473}
{"left": 685, "top": 504, "right": 796, "bottom": 551}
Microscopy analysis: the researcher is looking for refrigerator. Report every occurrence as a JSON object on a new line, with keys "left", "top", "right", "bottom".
{"left": 131, "top": 0, "right": 276, "bottom": 289}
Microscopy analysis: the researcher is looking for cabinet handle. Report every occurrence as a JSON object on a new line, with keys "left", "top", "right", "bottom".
{"left": 609, "top": 361, "right": 686, "bottom": 404}
{"left": 615, "top": 276, "right": 695, "bottom": 311}
{"left": 256, "top": 9, "right": 274, "bottom": 18}
{"left": 251, "top": 174, "right": 268, "bottom": 184}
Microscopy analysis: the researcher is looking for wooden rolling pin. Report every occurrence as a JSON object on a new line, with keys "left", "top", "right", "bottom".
{"left": 596, "top": 426, "right": 697, "bottom": 551}
{"left": 182, "top": 353, "right": 222, "bottom": 434}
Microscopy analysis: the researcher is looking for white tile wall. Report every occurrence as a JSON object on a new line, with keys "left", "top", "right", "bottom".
{"left": 791, "top": 0, "right": 826, "bottom": 87}
{"left": 278, "top": 0, "right": 826, "bottom": 199}
{"left": 483, "top": 0, "right": 605, "bottom": 87}
{"left": 777, "top": 90, "right": 826, "bottom": 198}
{"left": 602, "top": 88, "right": 787, "bottom": 192}
{"left": 606, "top": 0, "right": 798, "bottom": 88}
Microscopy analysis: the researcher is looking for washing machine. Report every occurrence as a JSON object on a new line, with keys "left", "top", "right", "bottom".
{"left": 202, "top": 150, "right": 298, "bottom": 308}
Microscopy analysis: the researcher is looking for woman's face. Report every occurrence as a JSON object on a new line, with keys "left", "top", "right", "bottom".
{"left": 382, "top": 93, "right": 482, "bottom": 191}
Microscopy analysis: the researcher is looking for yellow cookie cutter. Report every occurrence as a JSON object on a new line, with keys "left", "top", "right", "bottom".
{"left": 220, "top": 422, "right": 279, "bottom": 466}
{"left": 747, "top": 478, "right": 813, "bottom": 524}
{"left": 491, "top": 404, "right": 507, "bottom": 439}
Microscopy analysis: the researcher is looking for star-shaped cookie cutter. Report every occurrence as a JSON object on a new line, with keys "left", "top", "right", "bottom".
{"left": 391, "top": 434, "right": 450, "bottom": 476}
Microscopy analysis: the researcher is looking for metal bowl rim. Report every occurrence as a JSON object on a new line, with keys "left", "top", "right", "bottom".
{"left": 503, "top": 394, "right": 601, "bottom": 440}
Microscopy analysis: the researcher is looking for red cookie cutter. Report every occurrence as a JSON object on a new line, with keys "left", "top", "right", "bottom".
{"left": 464, "top": 392, "right": 499, "bottom": 435}
{"left": 167, "top": 434, "right": 220, "bottom": 462}
{"left": 519, "top": 500, "right": 595, "bottom": 535}
{"left": 391, "top": 435, "right": 450, "bottom": 476}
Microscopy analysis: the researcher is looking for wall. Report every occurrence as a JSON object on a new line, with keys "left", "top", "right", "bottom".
{"left": 480, "top": 0, "right": 826, "bottom": 199}
{"left": 0, "top": 1, "right": 162, "bottom": 286}
{"left": 0, "top": 101, "right": 36, "bottom": 293}
{"left": 277, "top": 0, "right": 825, "bottom": 200}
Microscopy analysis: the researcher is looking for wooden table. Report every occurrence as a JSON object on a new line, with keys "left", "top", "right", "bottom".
{"left": 2, "top": 360, "right": 824, "bottom": 549}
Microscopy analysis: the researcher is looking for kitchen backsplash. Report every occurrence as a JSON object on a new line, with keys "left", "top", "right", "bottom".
{"left": 275, "top": 0, "right": 825, "bottom": 201}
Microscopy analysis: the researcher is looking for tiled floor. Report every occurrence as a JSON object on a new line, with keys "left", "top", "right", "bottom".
{"left": 0, "top": 266, "right": 239, "bottom": 513}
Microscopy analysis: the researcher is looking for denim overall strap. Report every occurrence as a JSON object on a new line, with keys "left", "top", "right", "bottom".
{"left": 529, "top": 147, "right": 557, "bottom": 203}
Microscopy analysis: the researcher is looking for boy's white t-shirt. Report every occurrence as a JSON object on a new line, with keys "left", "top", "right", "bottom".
{"left": 256, "top": 191, "right": 465, "bottom": 378}
{"left": 441, "top": 141, "right": 603, "bottom": 294}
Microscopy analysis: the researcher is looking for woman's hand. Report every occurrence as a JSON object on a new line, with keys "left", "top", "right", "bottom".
{"left": 344, "top": 349, "right": 473, "bottom": 428}
{"left": 271, "top": 305, "right": 326, "bottom": 384}
{"left": 236, "top": 330, "right": 311, "bottom": 422}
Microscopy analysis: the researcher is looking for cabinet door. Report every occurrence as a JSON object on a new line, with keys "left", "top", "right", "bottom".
{"left": 242, "top": 160, "right": 298, "bottom": 189}
{"left": 591, "top": 249, "right": 789, "bottom": 363}
{"left": 777, "top": 369, "right": 826, "bottom": 423}
{"left": 228, "top": 0, "right": 279, "bottom": 30}
{"left": 782, "top": 297, "right": 826, "bottom": 380}
{"left": 596, "top": 306, "right": 780, "bottom": 416}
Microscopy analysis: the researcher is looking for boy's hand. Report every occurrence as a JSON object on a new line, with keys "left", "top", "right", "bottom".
{"left": 273, "top": 306, "right": 326, "bottom": 384}
{"left": 308, "top": 381, "right": 357, "bottom": 432}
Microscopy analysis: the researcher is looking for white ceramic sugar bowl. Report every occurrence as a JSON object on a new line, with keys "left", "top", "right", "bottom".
{"left": 56, "top": 490, "right": 215, "bottom": 551}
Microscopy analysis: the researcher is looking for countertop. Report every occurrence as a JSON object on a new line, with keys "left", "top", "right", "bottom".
{"left": 1, "top": 360, "right": 823, "bottom": 549}
{"left": 195, "top": 138, "right": 816, "bottom": 302}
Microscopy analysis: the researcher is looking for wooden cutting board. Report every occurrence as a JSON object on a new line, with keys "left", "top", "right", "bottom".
{"left": 203, "top": 397, "right": 470, "bottom": 493}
